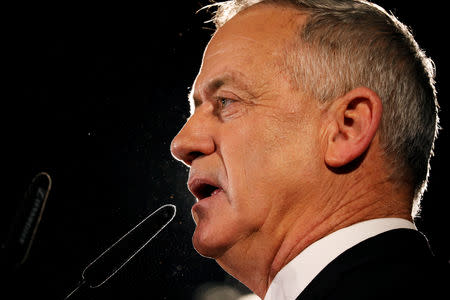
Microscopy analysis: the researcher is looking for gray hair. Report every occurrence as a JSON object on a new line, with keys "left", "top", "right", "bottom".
{"left": 203, "top": 0, "right": 439, "bottom": 217}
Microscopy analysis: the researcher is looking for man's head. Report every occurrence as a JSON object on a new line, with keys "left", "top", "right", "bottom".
{"left": 172, "top": 4, "right": 324, "bottom": 259}
{"left": 170, "top": 0, "right": 438, "bottom": 291}
{"left": 207, "top": 0, "right": 439, "bottom": 216}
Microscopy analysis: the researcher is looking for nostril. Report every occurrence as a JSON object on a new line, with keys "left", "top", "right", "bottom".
{"left": 186, "top": 151, "right": 204, "bottom": 165}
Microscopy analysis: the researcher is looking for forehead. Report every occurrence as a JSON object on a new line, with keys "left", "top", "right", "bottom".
{"left": 214, "top": 3, "right": 304, "bottom": 39}
{"left": 191, "top": 4, "right": 307, "bottom": 100}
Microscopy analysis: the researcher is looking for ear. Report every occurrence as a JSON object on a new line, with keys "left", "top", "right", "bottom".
{"left": 324, "top": 87, "right": 382, "bottom": 168}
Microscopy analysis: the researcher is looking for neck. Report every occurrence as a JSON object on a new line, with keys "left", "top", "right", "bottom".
{"left": 215, "top": 170, "right": 412, "bottom": 299}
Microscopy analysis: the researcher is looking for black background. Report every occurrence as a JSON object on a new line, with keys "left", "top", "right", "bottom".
{"left": 2, "top": 1, "right": 449, "bottom": 299}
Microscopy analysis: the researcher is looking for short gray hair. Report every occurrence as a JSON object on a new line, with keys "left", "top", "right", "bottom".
{"left": 203, "top": 0, "right": 439, "bottom": 217}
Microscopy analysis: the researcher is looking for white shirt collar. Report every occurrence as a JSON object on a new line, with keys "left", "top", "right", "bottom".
{"left": 263, "top": 218, "right": 416, "bottom": 300}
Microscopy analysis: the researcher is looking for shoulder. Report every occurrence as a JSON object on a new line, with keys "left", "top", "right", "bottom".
{"left": 298, "top": 229, "right": 449, "bottom": 300}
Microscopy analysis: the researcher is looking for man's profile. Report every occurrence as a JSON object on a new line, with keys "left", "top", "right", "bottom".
{"left": 170, "top": 0, "right": 448, "bottom": 299}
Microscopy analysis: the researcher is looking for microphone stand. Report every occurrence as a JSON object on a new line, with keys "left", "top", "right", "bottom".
{"left": 64, "top": 204, "right": 176, "bottom": 299}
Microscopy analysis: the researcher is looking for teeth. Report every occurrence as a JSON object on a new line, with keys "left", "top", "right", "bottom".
{"left": 196, "top": 184, "right": 222, "bottom": 199}
{"left": 197, "top": 184, "right": 217, "bottom": 199}
{"left": 211, "top": 188, "right": 221, "bottom": 196}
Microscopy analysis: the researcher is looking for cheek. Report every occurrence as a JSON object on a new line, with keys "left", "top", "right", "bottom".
{"left": 219, "top": 120, "right": 282, "bottom": 214}
{"left": 225, "top": 113, "right": 321, "bottom": 200}
{"left": 221, "top": 120, "right": 272, "bottom": 183}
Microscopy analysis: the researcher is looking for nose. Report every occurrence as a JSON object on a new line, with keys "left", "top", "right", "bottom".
{"left": 170, "top": 113, "right": 215, "bottom": 166}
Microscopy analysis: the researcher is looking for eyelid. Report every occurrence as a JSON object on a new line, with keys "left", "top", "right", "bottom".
{"left": 217, "top": 96, "right": 236, "bottom": 107}
{"left": 212, "top": 94, "right": 240, "bottom": 119}
{"left": 215, "top": 90, "right": 240, "bottom": 103}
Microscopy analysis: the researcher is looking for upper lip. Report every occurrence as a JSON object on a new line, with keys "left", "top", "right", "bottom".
{"left": 188, "top": 176, "right": 222, "bottom": 200}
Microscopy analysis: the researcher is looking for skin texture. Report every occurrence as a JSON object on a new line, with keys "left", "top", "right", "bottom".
{"left": 171, "top": 4, "right": 412, "bottom": 298}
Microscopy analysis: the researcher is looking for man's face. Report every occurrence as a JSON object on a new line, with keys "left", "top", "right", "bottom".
{"left": 171, "top": 5, "right": 324, "bottom": 258}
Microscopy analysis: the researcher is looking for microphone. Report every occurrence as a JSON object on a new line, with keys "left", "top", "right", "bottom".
{"left": 64, "top": 203, "right": 176, "bottom": 299}
{"left": 1, "top": 172, "right": 52, "bottom": 270}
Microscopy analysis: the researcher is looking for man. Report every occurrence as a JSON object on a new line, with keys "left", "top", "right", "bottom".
{"left": 170, "top": 0, "right": 448, "bottom": 299}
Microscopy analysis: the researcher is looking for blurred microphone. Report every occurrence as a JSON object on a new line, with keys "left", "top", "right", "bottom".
{"left": 65, "top": 203, "right": 176, "bottom": 299}
{"left": 1, "top": 172, "right": 52, "bottom": 270}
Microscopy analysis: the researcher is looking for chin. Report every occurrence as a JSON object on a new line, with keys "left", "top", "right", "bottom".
{"left": 192, "top": 227, "right": 229, "bottom": 258}
{"left": 190, "top": 202, "right": 252, "bottom": 259}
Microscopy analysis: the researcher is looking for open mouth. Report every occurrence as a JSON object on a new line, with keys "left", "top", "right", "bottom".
{"left": 189, "top": 180, "right": 222, "bottom": 200}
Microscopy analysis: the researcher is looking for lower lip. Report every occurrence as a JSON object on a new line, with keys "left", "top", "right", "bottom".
{"left": 192, "top": 188, "right": 225, "bottom": 211}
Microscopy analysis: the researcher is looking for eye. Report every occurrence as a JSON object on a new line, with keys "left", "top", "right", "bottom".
{"left": 217, "top": 97, "right": 235, "bottom": 109}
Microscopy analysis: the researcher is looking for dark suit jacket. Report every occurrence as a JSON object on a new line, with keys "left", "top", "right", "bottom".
{"left": 297, "top": 229, "right": 449, "bottom": 299}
